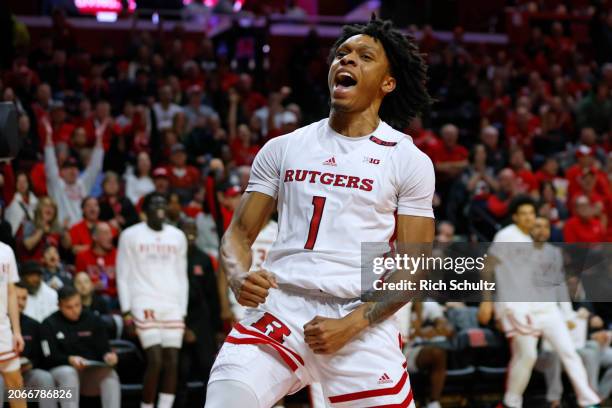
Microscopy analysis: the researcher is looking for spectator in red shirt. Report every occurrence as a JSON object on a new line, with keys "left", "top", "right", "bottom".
{"left": 74, "top": 222, "right": 118, "bottom": 301}
{"left": 166, "top": 144, "right": 201, "bottom": 203}
{"left": 563, "top": 195, "right": 606, "bottom": 242}
{"left": 83, "top": 101, "right": 114, "bottom": 150}
{"left": 38, "top": 101, "right": 74, "bottom": 146}
{"left": 487, "top": 168, "right": 522, "bottom": 219}
{"left": 508, "top": 147, "right": 539, "bottom": 197}
{"left": 432, "top": 124, "right": 468, "bottom": 182}
{"left": 506, "top": 106, "right": 541, "bottom": 158}
{"left": 480, "top": 79, "right": 511, "bottom": 125}
{"left": 566, "top": 145, "right": 611, "bottom": 200}
{"left": 230, "top": 124, "right": 260, "bottom": 167}
{"left": 408, "top": 116, "right": 440, "bottom": 159}
{"left": 69, "top": 196, "right": 102, "bottom": 254}
{"left": 216, "top": 182, "right": 242, "bottom": 232}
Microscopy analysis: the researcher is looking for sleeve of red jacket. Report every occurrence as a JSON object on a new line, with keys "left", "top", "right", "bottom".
{"left": 487, "top": 195, "right": 509, "bottom": 218}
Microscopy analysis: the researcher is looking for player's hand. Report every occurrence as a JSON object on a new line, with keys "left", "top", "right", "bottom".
{"left": 103, "top": 352, "right": 118, "bottom": 366}
{"left": 122, "top": 312, "right": 137, "bottom": 338}
{"left": 13, "top": 333, "right": 24, "bottom": 353}
{"left": 234, "top": 270, "right": 278, "bottom": 307}
{"left": 303, "top": 315, "right": 360, "bottom": 354}
{"left": 184, "top": 328, "right": 197, "bottom": 344}
{"left": 477, "top": 301, "right": 493, "bottom": 326}
{"left": 69, "top": 355, "right": 87, "bottom": 370}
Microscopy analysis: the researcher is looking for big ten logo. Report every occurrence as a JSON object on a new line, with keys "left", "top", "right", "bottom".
{"left": 252, "top": 312, "right": 291, "bottom": 344}
{"left": 363, "top": 157, "right": 381, "bottom": 165}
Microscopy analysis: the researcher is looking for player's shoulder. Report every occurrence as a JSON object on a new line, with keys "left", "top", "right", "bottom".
{"left": 163, "top": 224, "right": 187, "bottom": 240}
{"left": 493, "top": 224, "right": 531, "bottom": 243}
{"left": 121, "top": 222, "right": 146, "bottom": 237}
{"left": 0, "top": 242, "right": 14, "bottom": 256}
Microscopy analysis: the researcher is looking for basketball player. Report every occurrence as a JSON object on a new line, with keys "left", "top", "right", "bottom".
{"left": 117, "top": 192, "right": 188, "bottom": 408}
{"left": 0, "top": 242, "right": 25, "bottom": 408}
{"left": 481, "top": 198, "right": 600, "bottom": 408}
{"left": 205, "top": 17, "right": 434, "bottom": 408}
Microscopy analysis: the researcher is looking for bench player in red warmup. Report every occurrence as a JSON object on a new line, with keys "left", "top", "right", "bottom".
{"left": 205, "top": 17, "right": 435, "bottom": 408}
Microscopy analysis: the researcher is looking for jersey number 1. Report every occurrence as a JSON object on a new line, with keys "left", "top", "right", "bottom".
{"left": 304, "top": 196, "right": 326, "bottom": 250}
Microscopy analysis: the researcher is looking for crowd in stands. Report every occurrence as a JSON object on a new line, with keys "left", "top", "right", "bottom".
{"left": 0, "top": 0, "right": 611, "bottom": 405}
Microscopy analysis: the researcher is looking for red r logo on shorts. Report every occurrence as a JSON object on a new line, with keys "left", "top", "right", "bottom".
{"left": 144, "top": 309, "right": 156, "bottom": 320}
{"left": 252, "top": 312, "right": 291, "bottom": 344}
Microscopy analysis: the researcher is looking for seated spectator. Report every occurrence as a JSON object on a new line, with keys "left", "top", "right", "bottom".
{"left": 183, "top": 85, "right": 217, "bottom": 131}
{"left": 44, "top": 117, "right": 105, "bottom": 227}
{"left": 534, "top": 157, "right": 568, "bottom": 201}
{"left": 216, "top": 181, "right": 242, "bottom": 232}
{"left": 576, "top": 83, "right": 612, "bottom": 134}
{"left": 136, "top": 167, "right": 170, "bottom": 213}
{"left": 537, "top": 181, "right": 568, "bottom": 241}
{"left": 13, "top": 282, "right": 56, "bottom": 408}
{"left": 566, "top": 145, "right": 611, "bottom": 200}
{"left": 508, "top": 147, "right": 539, "bottom": 198}
{"left": 69, "top": 197, "right": 104, "bottom": 254}
{"left": 4, "top": 172, "right": 38, "bottom": 236}
{"left": 73, "top": 272, "right": 110, "bottom": 316}
{"left": 40, "top": 286, "right": 120, "bottom": 408}
{"left": 480, "top": 126, "right": 506, "bottom": 172}
{"left": 166, "top": 144, "right": 200, "bottom": 203}
{"left": 563, "top": 195, "right": 606, "bottom": 242}
{"left": 98, "top": 172, "right": 139, "bottom": 230}
{"left": 17, "top": 197, "right": 69, "bottom": 262}
{"left": 20, "top": 261, "right": 58, "bottom": 323}
{"left": 408, "top": 116, "right": 440, "bottom": 159}
{"left": 432, "top": 124, "right": 468, "bottom": 208}
{"left": 41, "top": 246, "right": 72, "bottom": 291}
{"left": 83, "top": 101, "right": 114, "bottom": 149}
{"left": 487, "top": 168, "right": 522, "bottom": 220}
{"left": 401, "top": 301, "right": 454, "bottom": 408}
{"left": 153, "top": 85, "right": 182, "bottom": 131}
{"left": 124, "top": 151, "right": 154, "bottom": 205}
{"left": 75, "top": 222, "right": 118, "bottom": 305}
{"left": 229, "top": 124, "right": 260, "bottom": 167}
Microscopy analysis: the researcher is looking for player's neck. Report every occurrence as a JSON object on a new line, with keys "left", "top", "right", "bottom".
{"left": 328, "top": 110, "right": 380, "bottom": 138}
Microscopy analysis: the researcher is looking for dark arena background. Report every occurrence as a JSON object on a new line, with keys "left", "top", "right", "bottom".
{"left": 0, "top": 0, "right": 611, "bottom": 407}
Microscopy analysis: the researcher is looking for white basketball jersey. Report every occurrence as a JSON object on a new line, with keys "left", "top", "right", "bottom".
{"left": 246, "top": 118, "right": 435, "bottom": 298}
{"left": 0, "top": 243, "right": 18, "bottom": 323}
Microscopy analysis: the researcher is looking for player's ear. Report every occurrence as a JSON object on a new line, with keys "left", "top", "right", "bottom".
{"left": 381, "top": 75, "right": 396, "bottom": 95}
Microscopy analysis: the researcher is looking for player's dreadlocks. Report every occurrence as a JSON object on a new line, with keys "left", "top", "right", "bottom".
{"left": 328, "top": 16, "right": 431, "bottom": 130}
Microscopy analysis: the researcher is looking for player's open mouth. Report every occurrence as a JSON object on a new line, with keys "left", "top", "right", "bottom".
{"left": 333, "top": 71, "right": 358, "bottom": 94}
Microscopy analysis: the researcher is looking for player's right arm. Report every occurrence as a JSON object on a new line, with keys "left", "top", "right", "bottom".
{"left": 224, "top": 133, "right": 287, "bottom": 307}
{"left": 220, "top": 191, "right": 277, "bottom": 307}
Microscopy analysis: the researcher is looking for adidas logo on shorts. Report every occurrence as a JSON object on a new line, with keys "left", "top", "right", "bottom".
{"left": 377, "top": 373, "right": 393, "bottom": 384}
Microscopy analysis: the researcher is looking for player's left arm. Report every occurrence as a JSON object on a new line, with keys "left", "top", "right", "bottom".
{"left": 8, "top": 283, "right": 24, "bottom": 353}
{"left": 304, "top": 215, "right": 434, "bottom": 354}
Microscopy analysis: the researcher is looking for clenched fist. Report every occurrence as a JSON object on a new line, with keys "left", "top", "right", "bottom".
{"left": 232, "top": 270, "right": 278, "bottom": 308}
